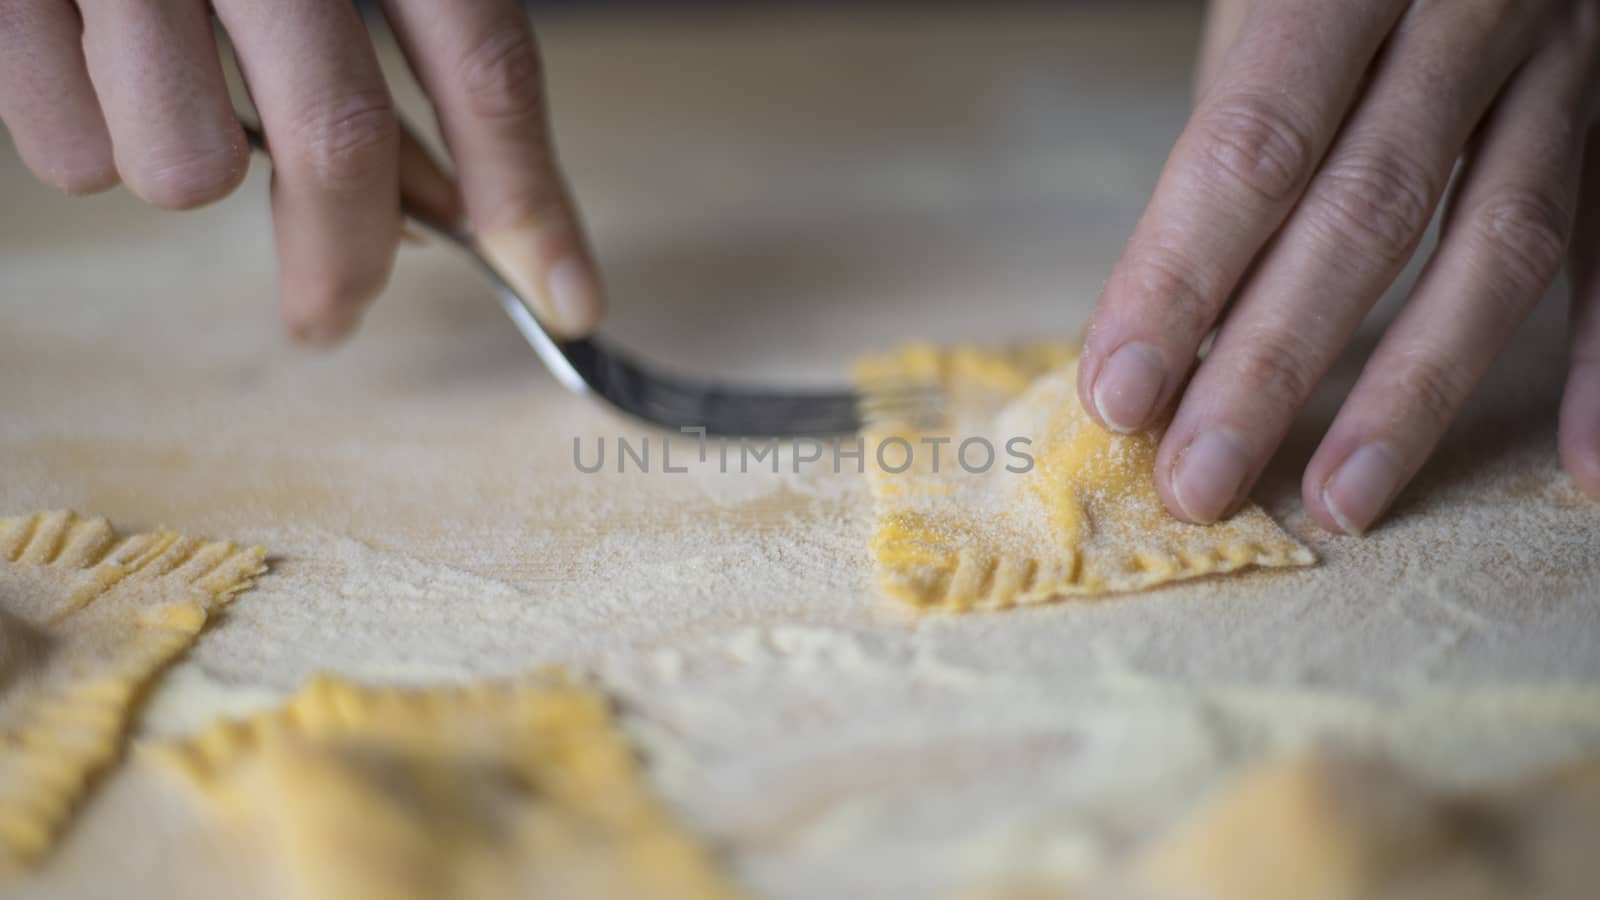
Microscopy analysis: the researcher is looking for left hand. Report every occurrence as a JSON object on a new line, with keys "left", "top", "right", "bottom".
{"left": 1077, "top": 0, "right": 1600, "bottom": 534}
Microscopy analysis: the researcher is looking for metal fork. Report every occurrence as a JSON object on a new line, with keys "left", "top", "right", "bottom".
{"left": 241, "top": 123, "right": 917, "bottom": 437}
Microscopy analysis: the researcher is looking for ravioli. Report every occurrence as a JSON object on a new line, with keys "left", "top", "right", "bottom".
{"left": 857, "top": 344, "right": 1313, "bottom": 610}
{"left": 146, "top": 671, "right": 744, "bottom": 900}
{"left": 0, "top": 511, "right": 266, "bottom": 868}
{"left": 1115, "top": 752, "right": 1600, "bottom": 900}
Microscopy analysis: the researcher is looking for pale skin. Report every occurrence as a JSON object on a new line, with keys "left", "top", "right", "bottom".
{"left": 0, "top": 0, "right": 604, "bottom": 342}
{"left": 2, "top": 1, "right": 1598, "bottom": 532}
{"left": 1082, "top": 0, "right": 1600, "bottom": 532}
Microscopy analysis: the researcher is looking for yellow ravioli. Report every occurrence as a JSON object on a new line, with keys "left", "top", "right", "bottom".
{"left": 858, "top": 344, "right": 1313, "bottom": 610}
{"left": 146, "top": 671, "right": 745, "bottom": 900}
{"left": 0, "top": 510, "right": 267, "bottom": 868}
{"left": 1118, "top": 752, "right": 1600, "bottom": 900}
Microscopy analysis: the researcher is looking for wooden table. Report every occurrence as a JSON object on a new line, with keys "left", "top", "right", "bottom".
{"left": 5, "top": 6, "right": 1598, "bottom": 898}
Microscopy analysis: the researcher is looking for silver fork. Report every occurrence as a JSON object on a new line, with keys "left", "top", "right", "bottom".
{"left": 241, "top": 122, "right": 919, "bottom": 437}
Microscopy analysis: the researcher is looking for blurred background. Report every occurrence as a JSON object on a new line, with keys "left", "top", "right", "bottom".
{"left": 5, "top": 1, "right": 1211, "bottom": 383}
{"left": 453, "top": 2, "right": 1207, "bottom": 379}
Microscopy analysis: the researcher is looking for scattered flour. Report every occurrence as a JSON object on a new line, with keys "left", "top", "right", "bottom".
{"left": 3, "top": 7, "right": 1598, "bottom": 898}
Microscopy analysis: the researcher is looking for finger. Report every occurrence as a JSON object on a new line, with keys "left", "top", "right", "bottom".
{"left": 215, "top": 0, "right": 400, "bottom": 344}
{"left": 78, "top": 0, "right": 246, "bottom": 209}
{"left": 0, "top": 0, "right": 116, "bottom": 193}
{"left": 1193, "top": 0, "right": 1252, "bottom": 104}
{"left": 398, "top": 125, "right": 463, "bottom": 230}
{"left": 1561, "top": 124, "right": 1600, "bottom": 500}
{"left": 1157, "top": 0, "right": 1561, "bottom": 525}
{"left": 1078, "top": 0, "right": 1405, "bottom": 434}
{"left": 1303, "top": 13, "right": 1598, "bottom": 533}
{"left": 382, "top": 0, "right": 604, "bottom": 337}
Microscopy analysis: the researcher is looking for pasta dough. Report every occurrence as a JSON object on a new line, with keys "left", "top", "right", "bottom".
{"left": 146, "top": 671, "right": 745, "bottom": 900}
{"left": 0, "top": 510, "right": 266, "bottom": 869}
{"left": 857, "top": 344, "right": 1313, "bottom": 610}
{"left": 1102, "top": 751, "right": 1600, "bottom": 900}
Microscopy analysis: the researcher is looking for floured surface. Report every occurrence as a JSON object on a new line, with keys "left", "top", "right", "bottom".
{"left": 1, "top": 7, "right": 1598, "bottom": 899}
{"left": 0, "top": 512, "right": 265, "bottom": 870}
{"left": 859, "top": 344, "right": 1311, "bottom": 609}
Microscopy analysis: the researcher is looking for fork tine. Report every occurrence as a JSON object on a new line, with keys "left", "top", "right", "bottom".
{"left": 567, "top": 339, "right": 889, "bottom": 436}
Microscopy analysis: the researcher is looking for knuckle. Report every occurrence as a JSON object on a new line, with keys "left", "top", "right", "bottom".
{"left": 1394, "top": 353, "right": 1468, "bottom": 432}
{"left": 1191, "top": 94, "right": 1317, "bottom": 205}
{"left": 1227, "top": 331, "right": 1319, "bottom": 412}
{"left": 455, "top": 27, "right": 545, "bottom": 125}
{"left": 1307, "top": 143, "right": 1439, "bottom": 265}
{"left": 1471, "top": 189, "right": 1572, "bottom": 297}
{"left": 289, "top": 90, "right": 398, "bottom": 191}
{"left": 130, "top": 141, "right": 248, "bottom": 210}
{"left": 1123, "top": 248, "right": 1221, "bottom": 342}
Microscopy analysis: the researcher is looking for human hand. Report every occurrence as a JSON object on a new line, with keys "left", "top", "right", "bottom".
{"left": 1077, "top": 0, "right": 1600, "bottom": 533}
{"left": 0, "top": 0, "right": 604, "bottom": 343}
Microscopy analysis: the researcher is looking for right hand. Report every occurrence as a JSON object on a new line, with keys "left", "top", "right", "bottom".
{"left": 0, "top": 0, "right": 605, "bottom": 343}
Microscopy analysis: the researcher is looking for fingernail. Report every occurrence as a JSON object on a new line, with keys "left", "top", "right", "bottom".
{"left": 286, "top": 306, "right": 362, "bottom": 347}
{"left": 1172, "top": 429, "right": 1251, "bottom": 524}
{"left": 547, "top": 255, "right": 603, "bottom": 337}
{"left": 1322, "top": 444, "right": 1402, "bottom": 536}
{"left": 478, "top": 228, "right": 601, "bottom": 337}
{"left": 1092, "top": 342, "right": 1166, "bottom": 432}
